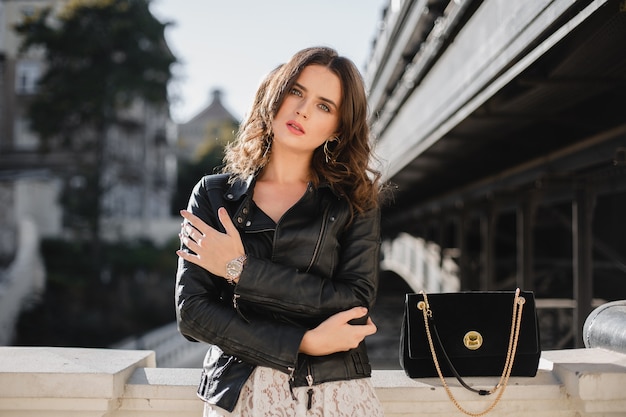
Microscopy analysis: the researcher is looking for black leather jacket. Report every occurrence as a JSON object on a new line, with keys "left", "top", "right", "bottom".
{"left": 175, "top": 173, "right": 381, "bottom": 389}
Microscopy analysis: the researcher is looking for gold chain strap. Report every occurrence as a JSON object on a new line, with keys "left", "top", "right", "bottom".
{"left": 418, "top": 289, "right": 526, "bottom": 416}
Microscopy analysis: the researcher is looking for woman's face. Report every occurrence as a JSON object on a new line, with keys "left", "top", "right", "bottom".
{"left": 272, "top": 64, "right": 342, "bottom": 158}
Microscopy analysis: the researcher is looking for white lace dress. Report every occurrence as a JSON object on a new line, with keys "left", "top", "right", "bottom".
{"left": 203, "top": 366, "right": 384, "bottom": 417}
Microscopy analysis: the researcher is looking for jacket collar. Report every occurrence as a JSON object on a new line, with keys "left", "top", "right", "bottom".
{"left": 223, "top": 174, "right": 256, "bottom": 230}
{"left": 223, "top": 172, "right": 343, "bottom": 213}
{"left": 223, "top": 173, "right": 341, "bottom": 230}
{"left": 223, "top": 174, "right": 255, "bottom": 202}
{"left": 224, "top": 173, "right": 339, "bottom": 199}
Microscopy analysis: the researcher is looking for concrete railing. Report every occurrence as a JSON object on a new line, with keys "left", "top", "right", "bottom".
{"left": 112, "top": 322, "right": 208, "bottom": 368}
{"left": 1, "top": 346, "right": 625, "bottom": 416}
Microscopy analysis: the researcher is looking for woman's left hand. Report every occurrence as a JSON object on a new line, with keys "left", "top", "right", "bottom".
{"left": 299, "top": 307, "right": 377, "bottom": 356}
{"left": 177, "top": 208, "right": 245, "bottom": 278}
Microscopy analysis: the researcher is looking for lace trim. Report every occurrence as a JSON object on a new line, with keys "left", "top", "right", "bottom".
{"left": 204, "top": 366, "right": 384, "bottom": 417}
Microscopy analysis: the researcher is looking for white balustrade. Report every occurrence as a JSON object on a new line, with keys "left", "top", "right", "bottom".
{"left": 1, "top": 346, "right": 625, "bottom": 416}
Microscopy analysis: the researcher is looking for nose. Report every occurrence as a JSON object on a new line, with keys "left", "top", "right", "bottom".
{"left": 295, "top": 100, "right": 309, "bottom": 119}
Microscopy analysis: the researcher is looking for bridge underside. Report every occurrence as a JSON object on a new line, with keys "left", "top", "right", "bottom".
{"left": 367, "top": 0, "right": 626, "bottom": 349}
{"left": 374, "top": 0, "right": 626, "bottom": 225}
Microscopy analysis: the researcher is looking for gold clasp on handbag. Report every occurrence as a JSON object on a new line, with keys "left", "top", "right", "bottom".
{"left": 463, "top": 330, "right": 483, "bottom": 350}
{"left": 417, "top": 299, "right": 432, "bottom": 317}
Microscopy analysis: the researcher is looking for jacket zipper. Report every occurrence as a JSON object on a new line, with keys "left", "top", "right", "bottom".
{"left": 305, "top": 204, "right": 330, "bottom": 273}
{"left": 306, "top": 363, "right": 314, "bottom": 410}
{"left": 232, "top": 294, "right": 250, "bottom": 323}
{"left": 271, "top": 184, "right": 325, "bottom": 270}
{"left": 287, "top": 362, "right": 315, "bottom": 410}
{"left": 288, "top": 366, "right": 298, "bottom": 401}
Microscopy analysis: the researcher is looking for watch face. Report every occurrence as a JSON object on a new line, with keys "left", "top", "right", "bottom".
{"left": 227, "top": 259, "right": 243, "bottom": 278}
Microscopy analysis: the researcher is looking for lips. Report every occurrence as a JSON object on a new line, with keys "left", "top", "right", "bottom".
{"left": 286, "top": 120, "right": 305, "bottom": 135}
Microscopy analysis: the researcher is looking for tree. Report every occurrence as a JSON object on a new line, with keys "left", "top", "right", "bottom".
{"left": 14, "top": 0, "right": 176, "bottom": 270}
{"left": 171, "top": 145, "right": 226, "bottom": 215}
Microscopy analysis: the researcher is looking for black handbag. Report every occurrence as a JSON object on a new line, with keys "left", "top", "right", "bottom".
{"left": 400, "top": 289, "right": 541, "bottom": 415}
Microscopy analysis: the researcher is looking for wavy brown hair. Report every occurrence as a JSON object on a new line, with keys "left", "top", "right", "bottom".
{"left": 222, "top": 47, "right": 382, "bottom": 214}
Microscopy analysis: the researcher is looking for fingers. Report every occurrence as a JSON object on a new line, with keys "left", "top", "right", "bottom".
{"left": 181, "top": 208, "right": 237, "bottom": 239}
{"left": 180, "top": 223, "right": 203, "bottom": 245}
{"left": 300, "top": 309, "right": 377, "bottom": 356}
{"left": 176, "top": 247, "right": 194, "bottom": 263}
{"left": 364, "top": 317, "right": 377, "bottom": 336}
{"left": 343, "top": 308, "right": 377, "bottom": 337}
{"left": 179, "top": 231, "right": 201, "bottom": 252}
{"left": 179, "top": 209, "right": 221, "bottom": 245}
{"left": 332, "top": 306, "right": 368, "bottom": 323}
{"left": 178, "top": 210, "right": 209, "bottom": 255}
{"left": 177, "top": 208, "right": 245, "bottom": 276}
{"left": 180, "top": 209, "right": 206, "bottom": 231}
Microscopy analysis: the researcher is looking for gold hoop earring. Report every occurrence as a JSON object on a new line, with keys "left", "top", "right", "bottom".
{"left": 323, "top": 137, "right": 340, "bottom": 164}
{"left": 262, "top": 137, "right": 272, "bottom": 160}
{"left": 323, "top": 140, "right": 332, "bottom": 163}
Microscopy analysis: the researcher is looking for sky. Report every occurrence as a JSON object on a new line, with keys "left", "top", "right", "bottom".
{"left": 149, "top": 0, "right": 388, "bottom": 124}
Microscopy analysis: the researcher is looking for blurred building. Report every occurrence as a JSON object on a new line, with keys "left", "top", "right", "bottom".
{"left": 0, "top": 0, "right": 177, "bottom": 245}
{"left": 0, "top": 0, "right": 178, "bottom": 343}
{"left": 0, "top": 1, "right": 68, "bottom": 261}
{"left": 176, "top": 88, "right": 239, "bottom": 163}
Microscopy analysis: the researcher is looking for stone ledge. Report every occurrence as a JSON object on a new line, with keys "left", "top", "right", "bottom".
{"left": 373, "top": 366, "right": 567, "bottom": 416}
{"left": 542, "top": 348, "right": 626, "bottom": 401}
{"left": 1, "top": 347, "right": 625, "bottom": 416}
{"left": 0, "top": 347, "right": 155, "bottom": 399}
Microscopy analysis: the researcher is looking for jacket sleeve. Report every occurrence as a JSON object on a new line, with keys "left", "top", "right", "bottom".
{"left": 175, "top": 177, "right": 306, "bottom": 373}
{"left": 234, "top": 206, "right": 381, "bottom": 320}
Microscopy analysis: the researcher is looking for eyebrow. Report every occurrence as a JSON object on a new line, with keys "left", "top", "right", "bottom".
{"left": 294, "top": 82, "right": 339, "bottom": 110}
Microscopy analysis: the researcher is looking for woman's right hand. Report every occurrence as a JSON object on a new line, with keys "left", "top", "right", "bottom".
{"left": 299, "top": 307, "right": 377, "bottom": 356}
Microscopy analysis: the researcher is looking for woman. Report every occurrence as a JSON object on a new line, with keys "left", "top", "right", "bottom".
{"left": 176, "top": 46, "right": 385, "bottom": 416}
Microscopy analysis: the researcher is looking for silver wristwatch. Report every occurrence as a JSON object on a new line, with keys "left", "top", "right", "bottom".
{"left": 225, "top": 254, "right": 247, "bottom": 285}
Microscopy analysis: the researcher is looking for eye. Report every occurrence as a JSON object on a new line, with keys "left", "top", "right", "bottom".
{"left": 318, "top": 103, "right": 330, "bottom": 112}
{"left": 290, "top": 87, "right": 302, "bottom": 97}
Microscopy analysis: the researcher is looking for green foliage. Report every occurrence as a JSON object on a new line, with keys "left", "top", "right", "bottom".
{"left": 171, "top": 145, "right": 227, "bottom": 214}
{"left": 40, "top": 237, "right": 178, "bottom": 283}
{"left": 14, "top": 237, "right": 179, "bottom": 347}
{"left": 103, "top": 237, "right": 180, "bottom": 274}
{"left": 14, "top": 0, "right": 176, "bottom": 143}
{"left": 40, "top": 238, "right": 94, "bottom": 287}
